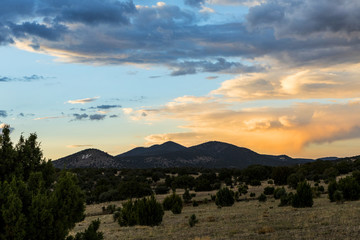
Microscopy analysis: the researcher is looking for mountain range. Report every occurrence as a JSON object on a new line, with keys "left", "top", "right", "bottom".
{"left": 52, "top": 141, "right": 314, "bottom": 169}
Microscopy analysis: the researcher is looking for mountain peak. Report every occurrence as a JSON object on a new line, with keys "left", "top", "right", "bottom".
{"left": 118, "top": 141, "right": 186, "bottom": 157}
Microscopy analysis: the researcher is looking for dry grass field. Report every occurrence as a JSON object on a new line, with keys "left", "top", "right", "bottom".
{"left": 70, "top": 183, "right": 360, "bottom": 240}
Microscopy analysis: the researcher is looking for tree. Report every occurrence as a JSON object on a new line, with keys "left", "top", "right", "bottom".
{"left": 67, "top": 219, "right": 104, "bottom": 240}
{"left": 292, "top": 181, "right": 313, "bottom": 208}
{"left": 0, "top": 125, "right": 85, "bottom": 240}
{"left": 182, "top": 188, "right": 192, "bottom": 203}
{"left": 337, "top": 176, "right": 360, "bottom": 201}
{"left": 118, "top": 196, "right": 164, "bottom": 226}
{"left": 163, "top": 192, "right": 183, "bottom": 214}
{"left": 215, "top": 188, "right": 234, "bottom": 207}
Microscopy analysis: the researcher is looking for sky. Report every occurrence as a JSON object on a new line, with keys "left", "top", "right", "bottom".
{"left": 1, "top": 0, "right": 360, "bottom": 160}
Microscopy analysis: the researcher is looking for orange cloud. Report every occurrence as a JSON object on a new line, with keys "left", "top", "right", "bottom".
{"left": 212, "top": 63, "right": 360, "bottom": 101}
{"left": 125, "top": 96, "right": 360, "bottom": 157}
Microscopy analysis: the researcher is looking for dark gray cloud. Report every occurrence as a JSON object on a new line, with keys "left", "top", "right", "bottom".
{"left": 10, "top": 22, "right": 68, "bottom": 41}
{"left": 171, "top": 58, "right": 265, "bottom": 76}
{"left": 109, "top": 114, "right": 118, "bottom": 118}
{"left": 0, "top": 74, "right": 50, "bottom": 82}
{"left": 0, "top": 110, "right": 7, "bottom": 117}
{"left": 72, "top": 113, "right": 106, "bottom": 121}
{"left": 73, "top": 113, "right": 88, "bottom": 120}
{"left": 247, "top": 0, "right": 360, "bottom": 38}
{"left": 1, "top": 0, "right": 360, "bottom": 73}
{"left": 94, "top": 105, "right": 122, "bottom": 110}
{"left": 89, "top": 114, "right": 106, "bottom": 120}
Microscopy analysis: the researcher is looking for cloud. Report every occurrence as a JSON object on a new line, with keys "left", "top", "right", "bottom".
{"left": 124, "top": 96, "right": 360, "bottom": 156}
{"left": 171, "top": 58, "right": 265, "bottom": 76}
{"left": 184, "top": 0, "right": 205, "bottom": 8}
{"left": 71, "top": 113, "right": 106, "bottom": 121}
{"left": 0, "top": 110, "right": 7, "bottom": 117}
{"left": 247, "top": 0, "right": 360, "bottom": 38}
{"left": 34, "top": 116, "right": 66, "bottom": 120}
{"left": 109, "top": 114, "right": 119, "bottom": 118}
{"left": 73, "top": 113, "right": 89, "bottom": 120}
{"left": 66, "top": 144, "right": 93, "bottom": 148}
{"left": 67, "top": 96, "right": 99, "bottom": 104}
{"left": 0, "top": 74, "right": 50, "bottom": 82}
{"left": 89, "top": 114, "right": 106, "bottom": 120}
{"left": 94, "top": 104, "right": 122, "bottom": 109}
{"left": 1, "top": 0, "right": 359, "bottom": 76}
{"left": 211, "top": 63, "right": 360, "bottom": 101}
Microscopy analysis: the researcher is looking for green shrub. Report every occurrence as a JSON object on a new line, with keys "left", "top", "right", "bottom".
{"left": 238, "top": 184, "right": 248, "bottom": 195}
{"left": 182, "top": 188, "right": 192, "bottom": 203}
{"left": 292, "top": 181, "right": 313, "bottom": 208}
{"left": 337, "top": 176, "right": 360, "bottom": 201}
{"left": 118, "top": 181, "right": 153, "bottom": 200}
{"left": 274, "top": 187, "right": 286, "bottom": 199}
{"left": 279, "top": 192, "right": 294, "bottom": 207}
{"left": 267, "top": 180, "right": 274, "bottom": 184}
{"left": 192, "top": 200, "right": 199, "bottom": 207}
{"left": 155, "top": 184, "right": 170, "bottom": 195}
{"left": 333, "top": 190, "right": 344, "bottom": 204}
{"left": 249, "top": 179, "right": 261, "bottom": 186}
{"left": 258, "top": 193, "right": 267, "bottom": 202}
{"left": 250, "top": 192, "right": 256, "bottom": 197}
{"left": 215, "top": 188, "right": 235, "bottom": 207}
{"left": 189, "top": 214, "right": 198, "bottom": 227}
{"left": 118, "top": 195, "right": 164, "bottom": 227}
{"left": 318, "top": 185, "right": 325, "bottom": 193}
{"left": 328, "top": 180, "right": 338, "bottom": 202}
{"left": 263, "top": 186, "right": 275, "bottom": 195}
{"left": 67, "top": 219, "right": 104, "bottom": 240}
{"left": 163, "top": 192, "right": 183, "bottom": 214}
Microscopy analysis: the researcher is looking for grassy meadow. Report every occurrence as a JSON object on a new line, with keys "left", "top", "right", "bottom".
{"left": 70, "top": 181, "right": 360, "bottom": 240}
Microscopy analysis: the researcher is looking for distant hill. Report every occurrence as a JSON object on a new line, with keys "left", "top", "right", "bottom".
{"left": 53, "top": 148, "right": 122, "bottom": 169}
{"left": 118, "top": 141, "right": 187, "bottom": 157}
{"left": 316, "top": 157, "right": 339, "bottom": 161}
{"left": 53, "top": 141, "right": 313, "bottom": 169}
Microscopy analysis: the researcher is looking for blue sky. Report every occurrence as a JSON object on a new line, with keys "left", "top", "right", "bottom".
{"left": 1, "top": 0, "right": 360, "bottom": 160}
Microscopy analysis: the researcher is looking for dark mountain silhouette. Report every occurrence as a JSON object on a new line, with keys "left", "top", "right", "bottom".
{"left": 316, "top": 157, "right": 338, "bottom": 161}
{"left": 53, "top": 141, "right": 313, "bottom": 169}
{"left": 53, "top": 148, "right": 122, "bottom": 169}
{"left": 118, "top": 141, "right": 187, "bottom": 157}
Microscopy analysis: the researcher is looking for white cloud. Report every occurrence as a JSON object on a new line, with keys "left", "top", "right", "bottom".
{"left": 67, "top": 96, "right": 100, "bottom": 104}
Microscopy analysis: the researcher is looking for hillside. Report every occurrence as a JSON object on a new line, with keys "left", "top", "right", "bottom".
{"left": 53, "top": 148, "right": 122, "bottom": 169}
{"left": 53, "top": 141, "right": 313, "bottom": 169}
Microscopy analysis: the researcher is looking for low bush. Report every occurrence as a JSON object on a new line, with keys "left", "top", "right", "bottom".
{"left": 263, "top": 186, "right": 275, "bottom": 195}
{"left": 182, "top": 188, "right": 192, "bottom": 203}
{"left": 250, "top": 192, "right": 256, "bottom": 197}
{"left": 274, "top": 187, "right": 286, "bottom": 199}
{"left": 118, "top": 195, "right": 164, "bottom": 227}
{"left": 215, "top": 188, "right": 235, "bottom": 207}
{"left": 189, "top": 214, "right": 198, "bottom": 227}
{"left": 337, "top": 176, "right": 360, "bottom": 201}
{"left": 292, "top": 181, "right": 313, "bottom": 208}
{"left": 279, "top": 192, "right": 294, "bottom": 207}
{"left": 67, "top": 219, "right": 104, "bottom": 240}
{"left": 155, "top": 184, "right": 170, "bottom": 195}
{"left": 163, "top": 192, "right": 183, "bottom": 214}
{"left": 258, "top": 193, "right": 267, "bottom": 202}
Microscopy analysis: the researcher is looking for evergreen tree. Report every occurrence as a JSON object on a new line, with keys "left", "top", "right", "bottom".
{"left": 215, "top": 187, "right": 235, "bottom": 207}
{"left": 292, "top": 181, "right": 313, "bottom": 208}
{"left": 0, "top": 125, "right": 85, "bottom": 240}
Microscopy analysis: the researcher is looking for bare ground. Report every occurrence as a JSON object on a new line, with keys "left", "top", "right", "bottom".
{"left": 70, "top": 187, "right": 360, "bottom": 240}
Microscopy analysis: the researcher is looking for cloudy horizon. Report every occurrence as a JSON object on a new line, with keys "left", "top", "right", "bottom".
{"left": 1, "top": 0, "right": 360, "bottom": 160}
